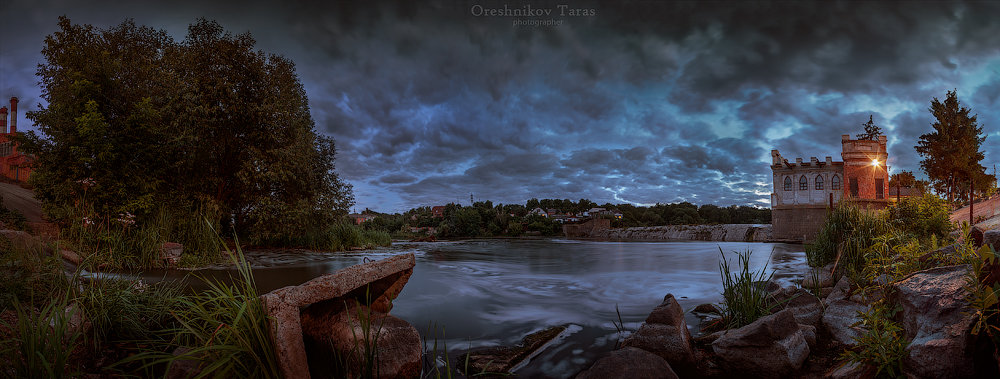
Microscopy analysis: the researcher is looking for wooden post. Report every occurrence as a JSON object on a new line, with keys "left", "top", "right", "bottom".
{"left": 970, "top": 179, "right": 974, "bottom": 226}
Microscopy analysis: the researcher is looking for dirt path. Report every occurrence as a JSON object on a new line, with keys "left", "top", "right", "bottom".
{"left": 0, "top": 181, "right": 43, "bottom": 223}
{"left": 951, "top": 194, "right": 1000, "bottom": 230}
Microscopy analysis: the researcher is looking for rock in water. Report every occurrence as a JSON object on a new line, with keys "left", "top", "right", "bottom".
{"left": 459, "top": 325, "right": 567, "bottom": 375}
{"left": 576, "top": 347, "right": 678, "bottom": 379}
{"left": 301, "top": 303, "right": 422, "bottom": 379}
{"left": 711, "top": 309, "right": 810, "bottom": 378}
{"left": 622, "top": 294, "right": 698, "bottom": 374}
{"left": 891, "top": 265, "right": 976, "bottom": 378}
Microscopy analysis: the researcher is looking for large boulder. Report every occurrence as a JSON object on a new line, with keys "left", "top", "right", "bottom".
{"left": 621, "top": 294, "right": 697, "bottom": 374}
{"left": 891, "top": 265, "right": 976, "bottom": 378}
{"left": 822, "top": 299, "right": 866, "bottom": 346}
{"left": 985, "top": 229, "right": 1000, "bottom": 252}
{"left": 301, "top": 303, "right": 421, "bottom": 379}
{"left": 825, "top": 277, "right": 851, "bottom": 303}
{"left": 711, "top": 309, "right": 810, "bottom": 378}
{"left": 801, "top": 264, "right": 835, "bottom": 289}
{"left": 576, "top": 347, "right": 678, "bottom": 379}
{"left": 770, "top": 285, "right": 823, "bottom": 326}
{"left": 261, "top": 253, "right": 417, "bottom": 379}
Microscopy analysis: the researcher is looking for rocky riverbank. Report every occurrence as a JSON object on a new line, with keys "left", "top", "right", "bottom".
{"left": 574, "top": 232, "right": 1000, "bottom": 378}
{"left": 588, "top": 224, "right": 773, "bottom": 242}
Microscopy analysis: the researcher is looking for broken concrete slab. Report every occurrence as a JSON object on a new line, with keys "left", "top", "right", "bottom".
{"left": 261, "top": 253, "right": 416, "bottom": 379}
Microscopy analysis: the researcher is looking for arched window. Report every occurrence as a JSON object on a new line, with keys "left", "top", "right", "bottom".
{"left": 783, "top": 176, "right": 792, "bottom": 191}
{"left": 831, "top": 175, "right": 841, "bottom": 190}
{"left": 815, "top": 175, "right": 824, "bottom": 190}
{"left": 799, "top": 176, "right": 808, "bottom": 190}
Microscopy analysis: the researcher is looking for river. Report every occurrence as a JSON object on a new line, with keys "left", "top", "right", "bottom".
{"left": 123, "top": 238, "right": 808, "bottom": 377}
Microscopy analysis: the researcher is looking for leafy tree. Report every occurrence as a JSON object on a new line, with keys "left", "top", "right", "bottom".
{"left": 23, "top": 17, "right": 353, "bottom": 245}
{"left": 855, "top": 115, "right": 883, "bottom": 140}
{"left": 915, "top": 90, "right": 987, "bottom": 206}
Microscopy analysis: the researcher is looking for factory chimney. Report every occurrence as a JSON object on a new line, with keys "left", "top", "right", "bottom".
{"left": 0, "top": 106, "right": 7, "bottom": 134}
{"left": 9, "top": 97, "right": 17, "bottom": 134}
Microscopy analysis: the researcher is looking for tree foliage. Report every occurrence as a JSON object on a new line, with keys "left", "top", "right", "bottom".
{"left": 915, "top": 90, "right": 989, "bottom": 204}
{"left": 23, "top": 17, "right": 353, "bottom": 245}
{"left": 855, "top": 114, "right": 883, "bottom": 141}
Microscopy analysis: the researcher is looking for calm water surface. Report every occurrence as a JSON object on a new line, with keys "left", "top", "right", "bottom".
{"left": 128, "top": 238, "right": 808, "bottom": 378}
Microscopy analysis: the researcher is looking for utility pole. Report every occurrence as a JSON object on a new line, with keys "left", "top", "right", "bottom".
{"left": 470, "top": 193, "right": 474, "bottom": 205}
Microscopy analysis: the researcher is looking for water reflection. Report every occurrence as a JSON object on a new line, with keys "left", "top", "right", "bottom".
{"left": 121, "top": 239, "right": 806, "bottom": 378}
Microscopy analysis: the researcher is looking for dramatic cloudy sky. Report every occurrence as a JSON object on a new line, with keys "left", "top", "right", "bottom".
{"left": 1, "top": 1, "right": 998, "bottom": 213}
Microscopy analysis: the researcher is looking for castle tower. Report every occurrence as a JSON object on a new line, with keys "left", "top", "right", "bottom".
{"left": 841, "top": 134, "right": 889, "bottom": 208}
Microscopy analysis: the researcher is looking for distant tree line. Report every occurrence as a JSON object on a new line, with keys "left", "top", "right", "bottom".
{"left": 360, "top": 199, "right": 771, "bottom": 238}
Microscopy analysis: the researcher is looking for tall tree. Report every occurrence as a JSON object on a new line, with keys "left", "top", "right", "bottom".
{"left": 23, "top": 17, "right": 354, "bottom": 243}
{"left": 855, "top": 115, "right": 883, "bottom": 140}
{"left": 915, "top": 90, "right": 987, "bottom": 207}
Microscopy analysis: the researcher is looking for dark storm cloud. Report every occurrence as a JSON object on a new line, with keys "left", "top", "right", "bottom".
{"left": 2, "top": 0, "right": 999, "bottom": 212}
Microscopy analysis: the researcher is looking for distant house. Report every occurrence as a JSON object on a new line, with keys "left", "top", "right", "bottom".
{"left": 546, "top": 208, "right": 560, "bottom": 216}
{"left": 431, "top": 206, "right": 446, "bottom": 218}
{"left": 586, "top": 207, "right": 622, "bottom": 219}
{"left": 348, "top": 213, "right": 377, "bottom": 225}
{"left": 888, "top": 186, "right": 922, "bottom": 203}
{"left": 528, "top": 207, "right": 548, "bottom": 218}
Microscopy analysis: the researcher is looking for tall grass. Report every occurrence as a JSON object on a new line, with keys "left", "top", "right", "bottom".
{"left": 62, "top": 204, "right": 223, "bottom": 270}
{"left": 253, "top": 221, "right": 392, "bottom": 251}
{"left": 330, "top": 291, "right": 385, "bottom": 379}
{"left": 806, "top": 200, "right": 894, "bottom": 278}
{"left": 0, "top": 234, "right": 68, "bottom": 311}
{"left": 77, "top": 277, "right": 181, "bottom": 348}
{"left": 0, "top": 294, "right": 82, "bottom": 378}
{"left": 167, "top": 244, "right": 279, "bottom": 377}
{"left": 719, "top": 248, "right": 775, "bottom": 329}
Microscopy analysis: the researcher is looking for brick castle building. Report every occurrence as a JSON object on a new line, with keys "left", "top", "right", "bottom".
{"left": 770, "top": 134, "right": 889, "bottom": 241}
{"left": 0, "top": 97, "right": 32, "bottom": 182}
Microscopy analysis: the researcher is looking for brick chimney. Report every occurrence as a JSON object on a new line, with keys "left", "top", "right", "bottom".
{"left": 8, "top": 97, "right": 17, "bottom": 134}
{"left": 0, "top": 106, "right": 7, "bottom": 134}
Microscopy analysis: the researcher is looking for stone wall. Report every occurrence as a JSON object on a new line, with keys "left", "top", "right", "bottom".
{"left": 562, "top": 218, "right": 611, "bottom": 238}
{"left": 771, "top": 205, "right": 828, "bottom": 242}
{"left": 585, "top": 224, "right": 772, "bottom": 242}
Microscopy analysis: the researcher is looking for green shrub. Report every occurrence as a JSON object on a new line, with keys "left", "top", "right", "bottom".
{"left": 718, "top": 248, "right": 774, "bottom": 328}
{"left": 966, "top": 244, "right": 1000, "bottom": 345}
{"left": 886, "top": 193, "right": 952, "bottom": 242}
{"left": 841, "top": 302, "right": 908, "bottom": 378}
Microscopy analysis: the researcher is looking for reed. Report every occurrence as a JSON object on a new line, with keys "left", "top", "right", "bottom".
{"left": 0, "top": 294, "right": 81, "bottom": 378}
{"left": 125, "top": 242, "right": 280, "bottom": 378}
{"left": 718, "top": 248, "right": 774, "bottom": 329}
